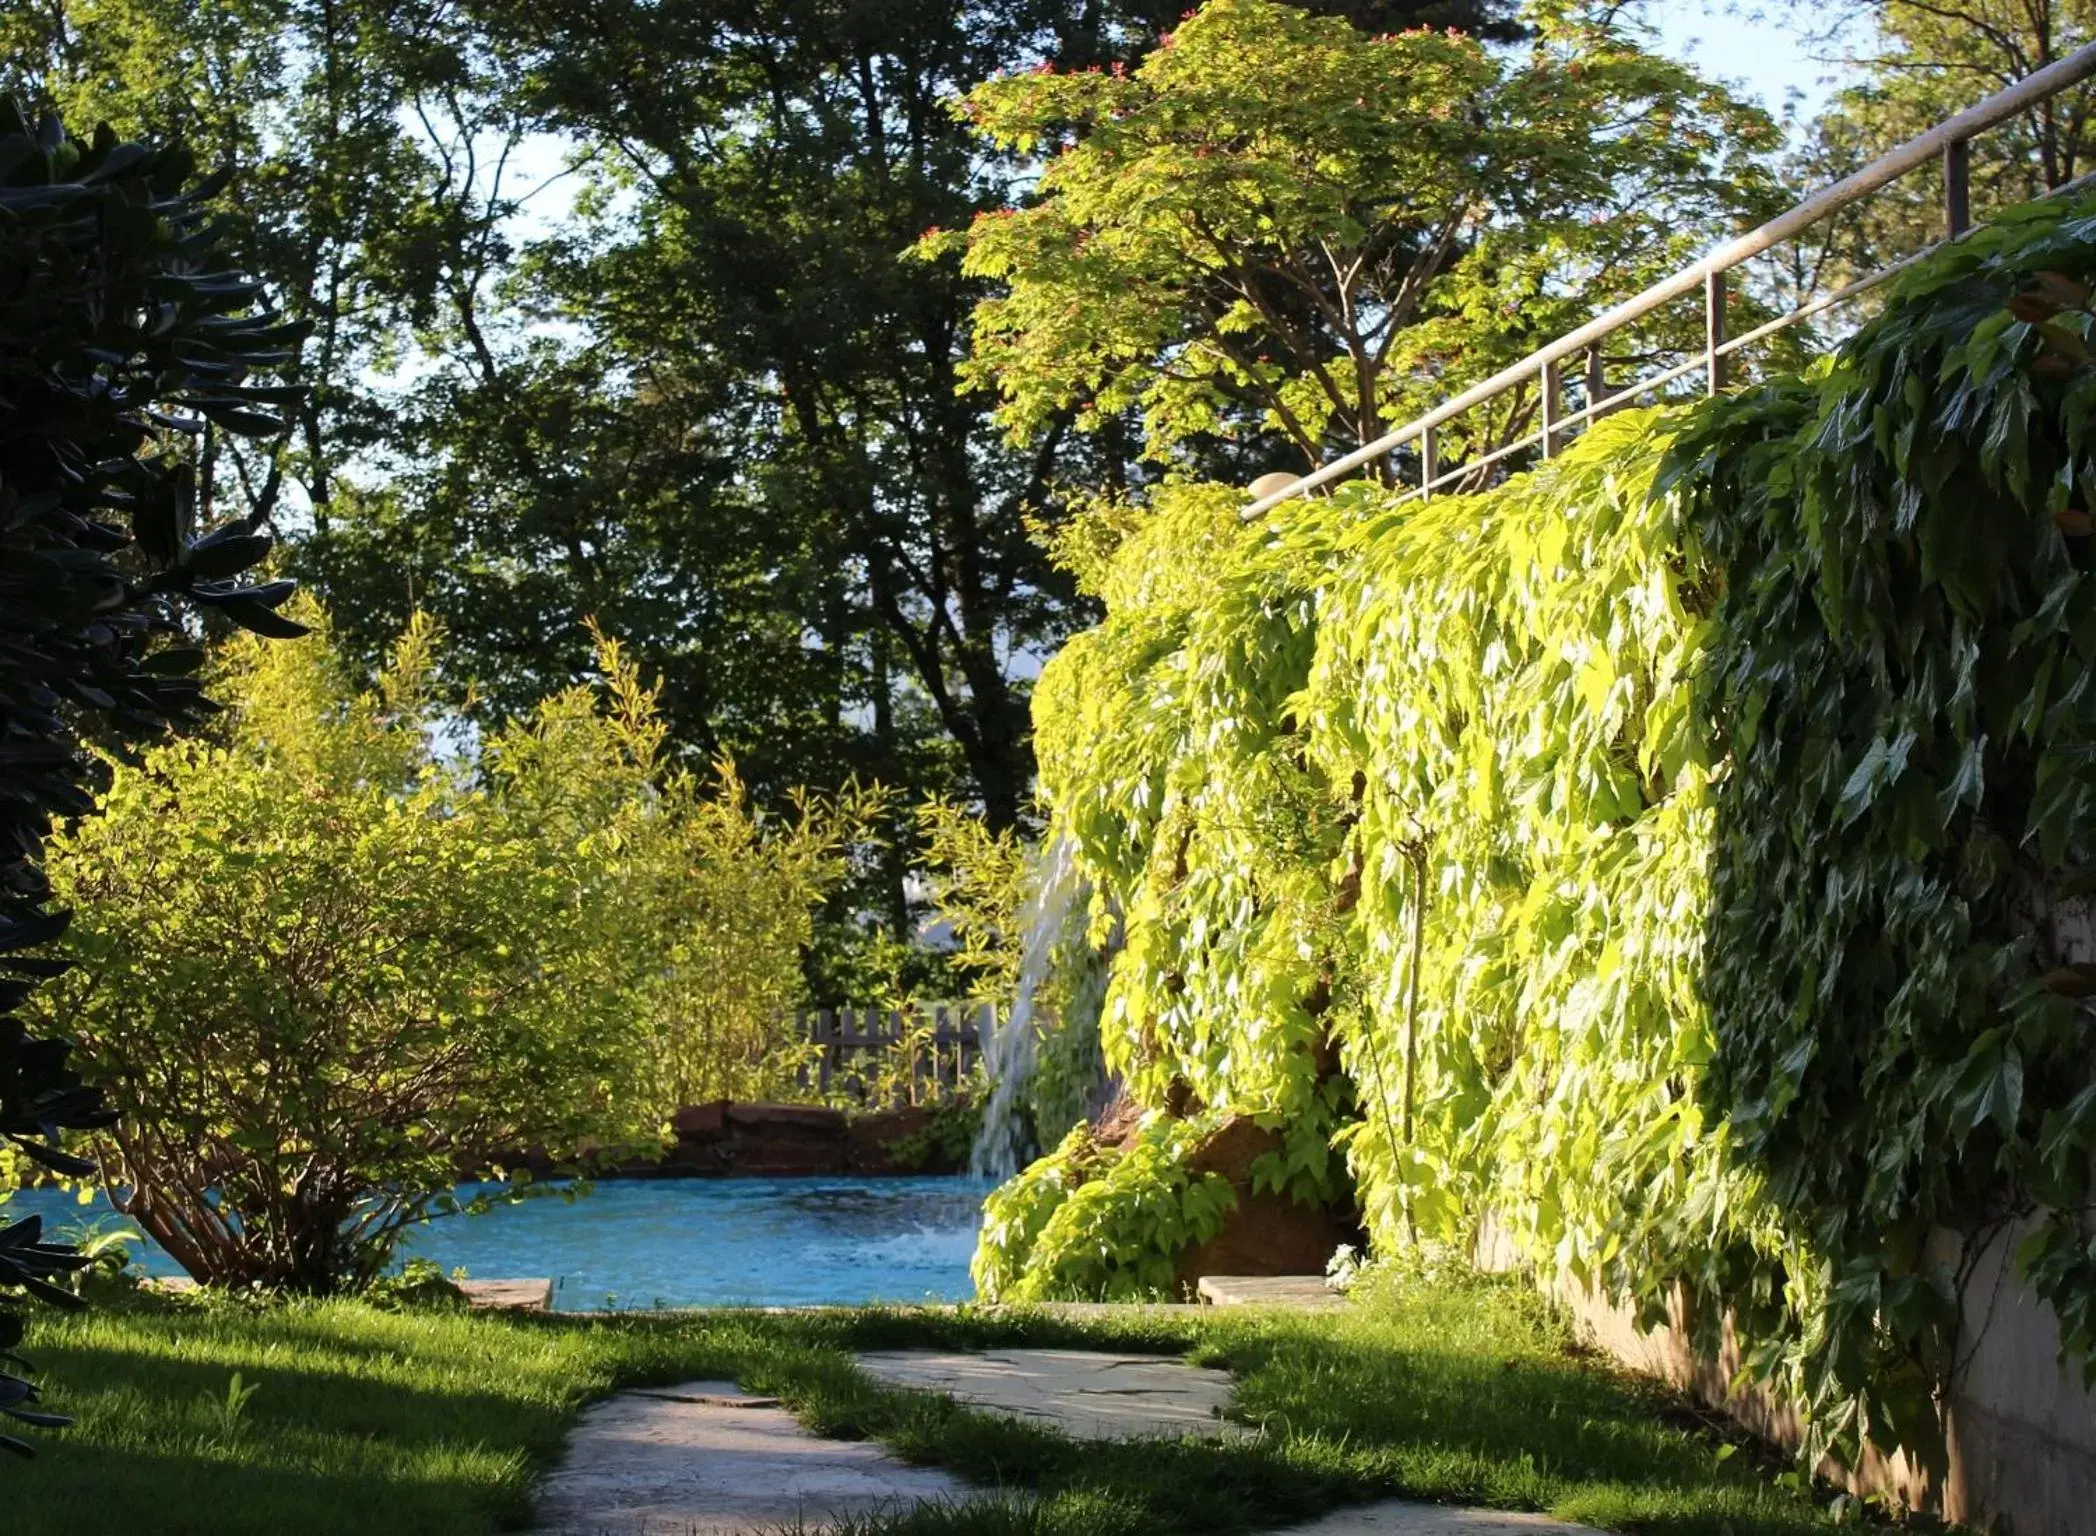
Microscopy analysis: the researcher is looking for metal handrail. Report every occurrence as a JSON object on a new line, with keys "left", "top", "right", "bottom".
{"left": 1243, "top": 38, "right": 2096, "bottom": 519}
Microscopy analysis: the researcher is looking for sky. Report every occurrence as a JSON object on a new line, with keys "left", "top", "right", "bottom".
{"left": 1640, "top": 3, "right": 1857, "bottom": 127}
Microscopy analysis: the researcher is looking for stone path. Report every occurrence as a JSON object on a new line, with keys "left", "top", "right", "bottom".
{"left": 529, "top": 1381, "right": 969, "bottom": 1535}
{"left": 854, "top": 1347, "right": 1244, "bottom": 1441}
{"left": 1282, "top": 1508, "right": 1604, "bottom": 1534}
{"left": 530, "top": 1352, "right": 1606, "bottom": 1535}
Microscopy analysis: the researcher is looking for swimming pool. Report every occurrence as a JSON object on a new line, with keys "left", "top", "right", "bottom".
{"left": 2, "top": 1176, "right": 991, "bottom": 1310}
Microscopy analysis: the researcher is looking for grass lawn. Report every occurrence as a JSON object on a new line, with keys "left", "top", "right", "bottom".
{"left": 9, "top": 1275, "right": 1876, "bottom": 1536}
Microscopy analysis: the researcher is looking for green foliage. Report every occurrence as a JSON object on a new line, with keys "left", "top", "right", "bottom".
{"left": 1669, "top": 195, "right": 2096, "bottom": 1463}
{"left": 37, "top": 604, "right": 867, "bottom": 1292}
{"left": 1006, "top": 185, "right": 2096, "bottom": 1464}
{"left": 362, "top": 1259, "right": 470, "bottom": 1314}
{"left": 0, "top": 0, "right": 1537, "bottom": 974}
{"left": 0, "top": 95, "right": 305, "bottom": 1451}
{"left": 879, "top": 1100, "right": 987, "bottom": 1173}
{"left": 935, "top": 0, "right": 1783, "bottom": 471}
{"left": 974, "top": 1119, "right": 1237, "bottom": 1300}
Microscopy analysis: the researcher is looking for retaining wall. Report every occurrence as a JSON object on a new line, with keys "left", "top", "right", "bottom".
{"left": 1490, "top": 1216, "right": 2096, "bottom": 1534}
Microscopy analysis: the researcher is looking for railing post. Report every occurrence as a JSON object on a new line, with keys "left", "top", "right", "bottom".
{"left": 1420, "top": 423, "right": 1437, "bottom": 499}
{"left": 1945, "top": 136, "right": 1972, "bottom": 237}
{"left": 1705, "top": 268, "right": 1729, "bottom": 396}
{"left": 1541, "top": 358, "right": 1563, "bottom": 458}
{"left": 1586, "top": 346, "right": 1607, "bottom": 420}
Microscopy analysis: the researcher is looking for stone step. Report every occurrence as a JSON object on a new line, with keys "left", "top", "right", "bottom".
{"left": 1196, "top": 1273, "right": 1347, "bottom": 1309}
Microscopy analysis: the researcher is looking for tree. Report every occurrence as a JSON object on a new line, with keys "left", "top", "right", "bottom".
{"left": 37, "top": 605, "right": 873, "bottom": 1292}
{"left": 319, "top": 0, "right": 1528, "bottom": 842}
{"left": 1773, "top": 1, "right": 2096, "bottom": 293}
{"left": 0, "top": 0, "right": 534, "bottom": 537}
{"left": 939, "top": 0, "right": 1784, "bottom": 482}
{"left": 4, "top": 0, "right": 1533, "bottom": 954}
{"left": 0, "top": 98, "right": 304, "bottom": 1446}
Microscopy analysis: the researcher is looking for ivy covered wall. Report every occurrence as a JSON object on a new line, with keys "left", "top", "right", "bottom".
{"left": 981, "top": 194, "right": 2096, "bottom": 1465}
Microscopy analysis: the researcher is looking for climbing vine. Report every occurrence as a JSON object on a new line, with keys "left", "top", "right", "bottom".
{"left": 988, "top": 190, "right": 2096, "bottom": 1467}
{"left": 1671, "top": 196, "right": 2096, "bottom": 1460}
{"left": 974, "top": 1117, "right": 1238, "bottom": 1302}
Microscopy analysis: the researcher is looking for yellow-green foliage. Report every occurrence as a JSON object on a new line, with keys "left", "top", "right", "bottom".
{"left": 1024, "top": 412, "right": 1743, "bottom": 1304}
{"left": 34, "top": 604, "right": 871, "bottom": 1289}
{"left": 1302, "top": 410, "right": 1747, "bottom": 1277}
{"left": 973, "top": 1117, "right": 1237, "bottom": 1302}
{"left": 1036, "top": 482, "right": 1353, "bottom": 1172}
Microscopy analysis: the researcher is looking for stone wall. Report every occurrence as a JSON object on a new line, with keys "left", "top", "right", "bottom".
{"left": 505, "top": 1101, "right": 969, "bottom": 1179}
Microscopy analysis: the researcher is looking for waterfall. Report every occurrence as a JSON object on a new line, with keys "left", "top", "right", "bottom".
{"left": 968, "top": 833, "right": 1087, "bottom": 1183}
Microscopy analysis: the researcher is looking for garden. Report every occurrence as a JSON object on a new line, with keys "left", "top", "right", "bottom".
{"left": 3, "top": 1, "right": 2095, "bottom": 1533}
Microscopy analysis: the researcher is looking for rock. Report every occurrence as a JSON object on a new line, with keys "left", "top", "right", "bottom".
{"left": 733, "top": 1145, "right": 851, "bottom": 1177}
{"left": 671, "top": 1101, "right": 729, "bottom": 1140}
{"left": 1184, "top": 1114, "right": 1279, "bottom": 1184}
{"left": 1179, "top": 1187, "right": 1355, "bottom": 1285}
{"left": 1092, "top": 1084, "right": 1145, "bottom": 1147}
{"left": 846, "top": 1106, "right": 931, "bottom": 1174}
{"left": 714, "top": 1103, "right": 850, "bottom": 1176}
{"left": 661, "top": 1136, "right": 731, "bottom": 1174}
{"left": 724, "top": 1103, "right": 848, "bottom": 1133}
{"left": 496, "top": 1100, "right": 980, "bottom": 1180}
{"left": 1174, "top": 1115, "right": 1359, "bottom": 1291}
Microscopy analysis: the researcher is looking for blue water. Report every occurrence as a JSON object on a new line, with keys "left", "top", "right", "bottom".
{"left": 2, "top": 1177, "right": 991, "bottom": 1311}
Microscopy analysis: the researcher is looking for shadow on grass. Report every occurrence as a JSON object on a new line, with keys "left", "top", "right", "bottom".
{"left": 13, "top": 1297, "right": 590, "bottom": 1536}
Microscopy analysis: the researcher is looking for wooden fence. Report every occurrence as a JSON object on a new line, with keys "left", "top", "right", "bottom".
{"left": 793, "top": 1001, "right": 991, "bottom": 1105}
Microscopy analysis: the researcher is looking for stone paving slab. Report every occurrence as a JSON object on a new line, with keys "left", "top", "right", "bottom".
{"left": 529, "top": 1380, "right": 971, "bottom": 1535}
{"left": 461, "top": 1277, "right": 554, "bottom": 1311}
{"left": 1278, "top": 1504, "right": 1605, "bottom": 1535}
{"left": 854, "top": 1347, "right": 1245, "bottom": 1440}
{"left": 1197, "top": 1274, "right": 1348, "bottom": 1309}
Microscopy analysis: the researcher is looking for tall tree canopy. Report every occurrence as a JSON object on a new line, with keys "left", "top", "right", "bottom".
{"left": 937, "top": 0, "right": 1783, "bottom": 479}
{"left": 373, "top": 0, "right": 1528, "bottom": 832}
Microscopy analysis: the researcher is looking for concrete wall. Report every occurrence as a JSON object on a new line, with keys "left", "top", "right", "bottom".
{"left": 1524, "top": 1217, "right": 2096, "bottom": 1534}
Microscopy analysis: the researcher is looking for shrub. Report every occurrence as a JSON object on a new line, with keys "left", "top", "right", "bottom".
{"left": 512, "top": 652, "right": 882, "bottom": 1111}
{"left": 0, "top": 98, "right": 304, "bottom": 1447}
{"left": 38, "top": 605, "right": 866, "bottom": 1292}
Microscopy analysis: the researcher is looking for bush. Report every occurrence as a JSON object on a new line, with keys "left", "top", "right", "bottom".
{"left": 0, "top": 98, "right": 305, "bottom": 1447}
{"left": 37, "top": 605, "right": 868, "bottom": 1292}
